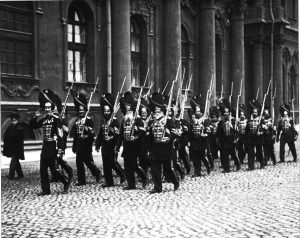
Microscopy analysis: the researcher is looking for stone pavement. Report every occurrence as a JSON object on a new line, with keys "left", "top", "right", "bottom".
{"left": 1, "top": 141, "right": 300, "bottom": 238}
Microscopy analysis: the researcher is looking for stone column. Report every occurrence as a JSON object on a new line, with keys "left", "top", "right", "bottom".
{"left": 274, "top": 41, "right": 283, "bottom": 124}
{"left": 198, "top": 0, "right": 215, "bottom": 104}
{"left": 230, "top": 1, "right": 246, "bottom": 105}
{"left": 252, "top": 38, "right": 264, "bottom": 101}
{"left": 111, "top": 0, "right": 131, "bottom": 96}
{"left": 162, "top": 0, "right": 181, "bottom": 94}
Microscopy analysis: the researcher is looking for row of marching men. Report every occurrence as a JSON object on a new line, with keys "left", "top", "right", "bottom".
{"left": 29, "top": 88, "right": 298, "bottom": 196}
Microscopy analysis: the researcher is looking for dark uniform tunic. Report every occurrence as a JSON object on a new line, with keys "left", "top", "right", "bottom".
{"left": 29, "top": 114, "right": 68, "bottom": 193}
{"left": 177, "top": 118, "right": 191, "bottom": 175}
{"left": 236, "top": 117, "right": 247, "bottom": 164}
{"left": 3, "top": 122, "right": 24, "bottom": 179}
{"left": 217, "top": 117, "right": 240, "bottom": 172}
{"left": 189, "top": 117, "right": 211, "bottom": 176}
{"left": 262, "top": 116, "right": 276, "bottom": 165}
{"left": 95, "top": 117, "right": 125, "bottom": 186}
{"left": 208, "top": 119, "right": 219, "bottom": 167}
{"left": 245, "top": 116, "right": 265, "bottom": 169}
{"left": 72, "top": 116, "right": 101, "bottom": 185}
{"left": 148, "top": 115, "right": 179, "bottom": 192}
{"left": 116, "top": 117, "right": 147, "bottom": 189}
{"left": 276, "top": 117, "right": 298, "bottom": 162}
{"left": 139, "top": 116, "right": 151, "bottom": 173}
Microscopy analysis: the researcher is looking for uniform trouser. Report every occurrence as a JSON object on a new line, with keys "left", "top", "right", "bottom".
{"left": 280, "top": 140, "right": 297, "bottom": 161}
{"left": 263, "top": 142, "right": 276, "bottom": 164}
{"left": 9, "top": 155, "right": 24, "bottom": 179}
{"left": 40, "top": 155, "right": 68, "bottom": 193}
{"left": 247, "top": 144, "right": 264, "bottom": 169}
{"left": 190, "top": 149, "right": 210, "bottom": 176}
{"left": 139, "top": 151, "right": 150, "bottom": 173}
{"left": 210, "top": 136, "right": 219, "bottom": 160}
{"left": 237, "top": 140, "right": 247, "bottom": 164}
{"left": 124, "top": 155, "right": 147, "bottom": 188}
{"left": 102, "top": 152, "right": 125, "bottom": 186}
{"left": 151, "top": 159, "right": 178, "bottom": 192}
{"left": 178, "top": 146, "right": 190, "bottom": 174}
{"left": 56, "top": 156, "right": 73, "bottom": 182}
{"left": 206, "top": 145, "right": 214, "bottom": 169}
{"left": 220, "top": 147, "right": 240, "bottom": 172}
{"left": 76, "top": 152, "right": 100, "bottom": 184}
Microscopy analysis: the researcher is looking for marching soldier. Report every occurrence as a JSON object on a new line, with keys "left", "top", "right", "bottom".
{"left": 148, "top": 92, "right": 179, "bottom": 193}
{"left": 29, "top": 89, "right": 70, "bottom": 195}
{"left": 72, "top": 92, "right": 101, "bottom": 186}
{"left": 188, "top": 96, "right": 211, "bottom": 177}
{"left": 236, "top": 104, "right": 248, "bottom": 164}
{"left": 262, "top": 107, "right": 277, "bottom": 165}
{"left": 208, "top": 106, "right": 221, "bottom": 169}
{"left": 115, "top": 91, "right": 148, "bottom": 190}
{"left": 95, "top": 93, "right": 125, "bottom": 188}
{"left": 276, "top": 104, "right": 298, "bottom": 162}
{"left": 3, "top": 111, "right": 25, "bottom": 180}
{"left": 217, "top": 99, "right": 241, "bottom": 173}
{"left": 138, "top": 97, "right": 151, "bottom": 175}
{"left": 245, "top": 99, "right": 265, "bottom": 170}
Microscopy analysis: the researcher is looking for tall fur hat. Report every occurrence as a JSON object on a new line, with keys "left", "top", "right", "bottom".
{"left": 280, "top": 104, "right": 291, "bottom": 117}
{"left": 190, "top": 96, "right": 204, "bottom": 113}
{"left": 163, "top": 95, "right": 176, "bottom": 108}
{"left": 248, "top": 99, "right": 261, "bottom": 113}
{"left": 10, "top": 110, "right": 20, "bottom": 120}
{"left": 149, "top": 92, "right": 165, "bottom": 112}
{"left": 38, "top": 89, "right": 56, "bottom": 110}
{"left": 72, "top": 92, "right": 88, "bottom": 112}
{"left": 53, "top": 93, "right": 63, "bottom": 113}
{"left": 219, "top": 98, "right": 231, "bottom": 115}
{"left": 120, "top": 91, "right": 135, "bottom": 115}
{"left": 139, "top": 97, "right": 150, "bottom": 115}
{"left": 209, "top": 105, "right": 220, "bottom": 118}
{"left": 238, "top": 104, "right": 248, "bottom": 117}
{"left": 100, "top": 93, "right": 114, "bottom": 113}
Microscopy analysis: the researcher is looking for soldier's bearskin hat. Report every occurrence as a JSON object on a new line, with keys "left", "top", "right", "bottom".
{"left": 190, "top": 96, "right": 204, "bottom": 113}
{"left": 139, "top": 97, "right": 150, "bottom": 115}
{"left": 73, "top": 92, "right": 88, "bottom": 112}
{"left": 219, "top": 98, "right": 231, "bottom": 115}
{"left": 209, "top": 106, "right": 220, "bottom": 118}
{"left": 120, "top": 91, "right": 136, "bottom": 115}
{"left": 163, "top": 95, "right": 176, "bottom": 108}
{"left": 53, "top": 93, "right": 63, "bottom": 113}
{"left": 100, "top": 93, "right": 114, "bottom": 113}
{"left": 238, "top": 104, "right": 248, "bottom": 117}
{"left": 248, "top": 99, "right": 261, "bottom": 113}
{"left": 38, "top": 89, "right": 56, "bottom": 110}
{"left": 280, "top": 104, "right": 291, "bottom": 117}
{"left": 149, "top": 92, "right": 166, "bottom": 112}
{"left": 9, "top": 110, "right": 20, "bottom": 120}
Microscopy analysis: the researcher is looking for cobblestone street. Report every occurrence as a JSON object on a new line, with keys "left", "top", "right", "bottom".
{"left": 2, "top": 141, "right": 300, "bottom": 238}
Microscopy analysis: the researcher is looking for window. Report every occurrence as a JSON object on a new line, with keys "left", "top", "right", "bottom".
{"left": 131, "top": 20, "right": 141, "bottom": 86}
{"left": 68, "top": 7, "right": 86, "bottom": 82}
{"left": 0, "top": 2, "right": 33, "bottom": 77}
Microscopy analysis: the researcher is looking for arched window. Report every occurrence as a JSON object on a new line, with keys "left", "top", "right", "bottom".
{"left": 181, "top": 26, "right": 190, "bottom": 84}
{"left": 131, "top": 19, "right": 141, "bottom": 86}
{"left": 68, "top": 6, "right": 87, "bottom": 82}
{"left": 0, "top": 2, "right": 33, "bottom": 77}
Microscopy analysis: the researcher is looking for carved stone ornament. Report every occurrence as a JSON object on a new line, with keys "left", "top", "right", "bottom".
{"left": 1, "top": 82, "right": 40, "bottom": 98}
{"left": 131, "top": 0, "right": 151, "bottom": 16}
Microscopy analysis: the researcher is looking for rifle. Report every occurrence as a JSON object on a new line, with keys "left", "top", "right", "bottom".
{"left": 235, "top": 79, "right": 243, "bottom": 140}
{"left": 229, "top": 81, "right": 233, "bottom": 104}
{"left": 175, "top": 68, "right": 186, "bottom": 116}
{"left": 81, "top": 76, "right": 100, "bottom": 136}
{"left": 162, "top": 60, "right": 181, "bottom": 138}
{"left": 107, "top": 76, "right": 127, "bottom": 126}
{"left": 204, "top": 75, "right": 214, "bottom": 119}
{"left": 256, "top": 88, "right": 260, "bottom": 100}
{"left": 61, "top": 81, "right": 74, "bottom": 118}
{"left": 130, "top": 68, "right": 150, "bottom": 136}
{"left": 143, "top": 82, "right": 154, "bottom": 100}
{"left": 162, "top": 80, "right": 170, "bottom": 95}
{"left": 258, "top": 80, "right": 271, "bottom": 125}
{"left": 220, "top": 84, "right": 224, "bottom": 100}
{"left": 180, "top": 74, "right": 193, "bottom": 119}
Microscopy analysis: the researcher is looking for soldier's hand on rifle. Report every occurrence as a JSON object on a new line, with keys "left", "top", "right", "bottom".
{"left": 62, "top": 125, "right": 69, "bottom": 133}
{"left": 57, "top": 149, "right": 64, "bottom": 158}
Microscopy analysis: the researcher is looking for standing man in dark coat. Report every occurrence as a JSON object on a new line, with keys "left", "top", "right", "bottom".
{"left": 208, "top": 106, "right": 221, "bottom": 169}
{"left": 29, "top": 89, "right": 70, "bottom": 195}
{"left": 3, "top": 111, "right": 25, "bottom": 180}
{"left": 115, "top": 91, "right": 148, "bottom": 190}
{"left": 216, "top": 99, "right": 241, "bottom": 173}
{"left": 262, "top": 107, "right": 277, "bottom": 165}
{"left": 188, "top": 96, "right": 211, "bottom": 177}
{"left": 245, "top": 99, "right": 265, "bottom": 170}
{"left": 236, "top": 104, "right": 248, "bottom": 165}
{"left": 276, "top": 104, "right": 298, "bottom": 162}
{"left": 72, "top": 92, "right": 101, "bottom": 186}
{"left": 148, "top": 92, "right": 179, "bottom": 194}
{"left": 95, "top": 93, "right": 125, "bottom": 188}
